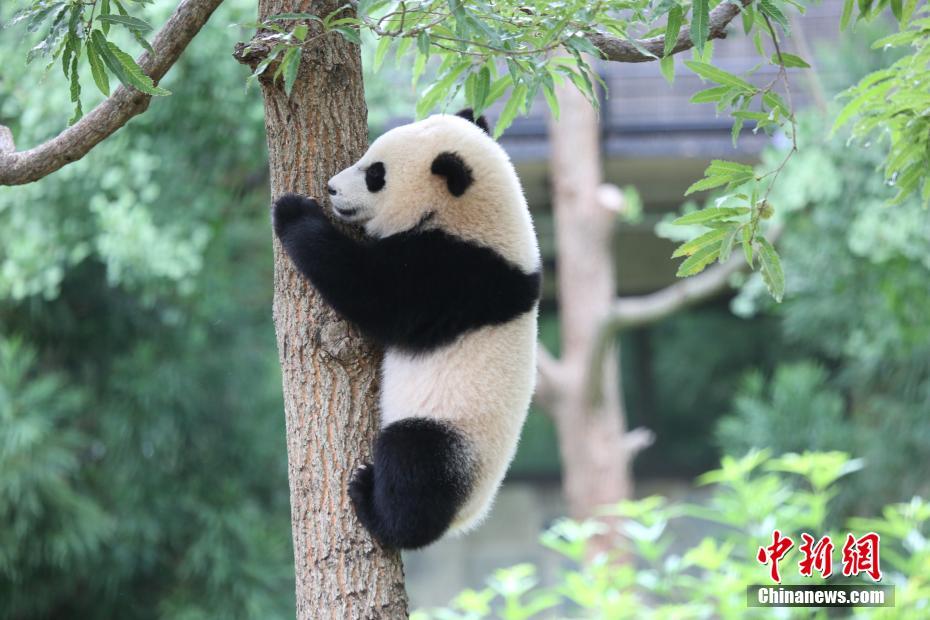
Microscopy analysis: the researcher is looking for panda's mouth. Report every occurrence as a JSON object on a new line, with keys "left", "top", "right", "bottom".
{"left": 334, "top": 206, "right": 358, "bottom": 217}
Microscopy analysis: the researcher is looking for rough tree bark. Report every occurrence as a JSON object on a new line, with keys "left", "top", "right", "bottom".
{"left": 540, "top": 79, "right": 653, "bottom": 545}
{"left": 242, "top": 1, "right": 407, "bottom": 617}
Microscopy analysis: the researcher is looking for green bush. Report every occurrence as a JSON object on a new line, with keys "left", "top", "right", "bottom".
{"left": 413, "top": 451, "right": 929, "bottom": 619}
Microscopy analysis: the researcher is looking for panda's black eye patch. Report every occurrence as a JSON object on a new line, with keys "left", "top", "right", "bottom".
{"left": 365, "top": 162, "right": 386, "bottom": 192}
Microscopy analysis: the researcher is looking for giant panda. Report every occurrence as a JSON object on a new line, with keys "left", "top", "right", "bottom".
{"left": 271, "top": 109, "right": 541, "bottom": 550}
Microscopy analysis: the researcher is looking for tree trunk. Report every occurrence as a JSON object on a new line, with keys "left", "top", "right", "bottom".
{"left": 545, "top": 75, "right": 649, "bottom": 548}
{"left": 256, "top": 1, "right": 407, "bottom": 617}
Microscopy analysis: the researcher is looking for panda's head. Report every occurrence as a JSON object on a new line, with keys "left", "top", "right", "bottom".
{"left": 326, "top": 109, "right": 529, "bottom": 251}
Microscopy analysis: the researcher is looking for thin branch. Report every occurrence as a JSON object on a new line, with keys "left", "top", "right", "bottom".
{"left": 607, "top": 224, "right": 784, "bottom": 331}
{"left": 588, "top": 0, "right": 751, "bottom": 63}
{"left": 0, "top": 0, "right": 224, "bottom": 186}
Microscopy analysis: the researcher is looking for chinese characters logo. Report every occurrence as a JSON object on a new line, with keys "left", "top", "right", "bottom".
{"left": 757, "top": 531, "right": 882, "bottom": 583}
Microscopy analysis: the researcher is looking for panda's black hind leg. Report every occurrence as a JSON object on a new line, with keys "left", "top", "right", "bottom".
{"left": 348, "top": 418, "right": 474, "bottom": 550}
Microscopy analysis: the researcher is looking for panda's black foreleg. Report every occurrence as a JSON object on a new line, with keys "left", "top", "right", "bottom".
{"left": 348, "top": 418, "right": 475, "bottom": 550}
{"left": 272, "top": 193, "right": 388, "bottom": 330}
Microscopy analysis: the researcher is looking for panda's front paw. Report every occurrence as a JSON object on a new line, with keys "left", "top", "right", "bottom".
{"left": 272, "top": 193, "right": 323, "bottom": 238}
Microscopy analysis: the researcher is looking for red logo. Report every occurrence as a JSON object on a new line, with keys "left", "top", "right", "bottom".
{"left": 757, "top": 529, "right": 794, "bottom": 583}
{"left": 758, "top": 531, "right": 882, "bottom": 582}
{"left": 841, "top": 532, "right": 882, "bottom": 581}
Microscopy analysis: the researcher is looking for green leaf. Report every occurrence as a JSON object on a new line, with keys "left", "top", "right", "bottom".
{"left": 87, "top": 38, "right": 110, "bottom": 96}
{"left": 541, "top": 80, "right": 559, "bottom": 121}
{"left": 759, "top": 0, "right": 789, "bottom": 28}
{"left": 96, "top": 14, "right": 152, "bottom": 32}
{"left": 672, "top": 227, "right": 730, "bottom": 258}
{"left": 691, "top": 85, "right": 731, "bottom": 103}
{"left": 690, "top": 0, "right": 710, "bottom": 55}
{"left": 494, "top": 83, "right": 527, "bottom": 139}
{"left": 474, "top": 65, "right": 491, "bottom": 114}
{"left": 333, "top": 26, "right": 360, "bottom": 45}
{"left": 685, "top": 61, "right": 756, "bottom": 93}
{"left": 101, "top": 0, "right": 112, "bottom": 33}
{"left": 672, "top": 207, "right": 750, "bottom": 225}
{"left": 660, "top": 54, "right": 675, "bottom": 84}
{"left": 279, "top": 46, "right": 301, "bottom": 96}
{"left": 719, "top": 224, "right": 740, "bottom": 263}
{"left": 742, "top": 225, "right": 754, "bottom": 266}
{"left": 707, "top": 160, "right": 755, "bottom": 179}
{"left": 771, "top": 52, "right": 810, "bottom": 68}
{"left": 685, "top": 176, "right": 734, "bottom": 194}
{"left": 731, "top": 116, "right": 744, "bottom": 147}
{"left": 756, "top": 237, "right": 784, "bottom": 302}
{"left": 416, "top": 31, "right": 430, "bottom": 57}
{"left": 92, "top": 30, "right": 170, "bottom": 96}
{"left": 890, "top": 0, "right": 903, "bottom": 21}
{"left": 68, "top": 53, "right": 82, "bottom": 125}
{"left": 676, "top": 241, "right": 721, "bottom": 277}
{"left": 831, "top": 80, "right": 894, "bottom": 132}
{"left": 416, "top": 60, "right": 469, "bottom": 118}
{"left": 373, "top": 35, "right": 392, "bottom": 71}
{"left": 664, "top": 6, "right": 683, "bottom": 57}
{"left": 840, "top": 0, "right": 854, "bottom": 29}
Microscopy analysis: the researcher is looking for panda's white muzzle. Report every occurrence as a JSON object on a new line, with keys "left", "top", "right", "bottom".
{"left": 327, "top": 168, "right": 372, "bottom": 224}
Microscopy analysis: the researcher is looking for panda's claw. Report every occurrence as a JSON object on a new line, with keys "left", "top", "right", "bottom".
{"left": 348, "top": 463, "right": 377, "bottom": 529}
{"left": 272, "top": 193, "right": 322, "bottom": 236}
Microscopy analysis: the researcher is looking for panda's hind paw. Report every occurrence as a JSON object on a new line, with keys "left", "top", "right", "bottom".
{"left": 272, "top": 193, "right": 322, "bottom": 237}
{"left": 348, "top": 463, "right": 377, "bottom": 527}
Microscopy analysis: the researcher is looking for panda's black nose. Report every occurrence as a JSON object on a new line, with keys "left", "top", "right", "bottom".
{"left": 327, "top": 184, "right": 337, "bottom": 196}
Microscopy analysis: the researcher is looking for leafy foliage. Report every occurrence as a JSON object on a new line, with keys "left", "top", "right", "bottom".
{"left": 0, "top": 1, "right": 295, "bottom": 616}
{"left": 722, "top": 112, "right": 930, "bottom": 516}
{"left": 413, "top": 451, "right": 930, "bottom": 619}
{"left": 833, "top": 4, "right": 930, "bottom": 207}
{"left": 5, "top": 0, "right": 168, "bottom": 124}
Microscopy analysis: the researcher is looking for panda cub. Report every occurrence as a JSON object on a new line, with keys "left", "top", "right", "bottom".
{"left": 272, "top": 109, "right": 541, "bottom": 550}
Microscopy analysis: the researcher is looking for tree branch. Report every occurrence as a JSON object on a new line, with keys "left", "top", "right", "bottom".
{"left": 607, "top": 224, "right": 784, "bottom": 331}
{"left": 588, "top": 0, "right": 751, "bottom": 63}
{"left": 0, "top": 0, "right": 224, "bottom": 186}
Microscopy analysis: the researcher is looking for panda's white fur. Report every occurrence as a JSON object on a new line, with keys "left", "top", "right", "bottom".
{"left": 328, "top": 114, "right": 539, "bottom": 273}
{"left": 272, "top": 110, "right": 541, "bottom": 548}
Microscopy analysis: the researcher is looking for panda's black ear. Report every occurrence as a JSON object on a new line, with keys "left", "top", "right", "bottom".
{"left": 455, "top": 108, "right": 490, "bottom": 135}
{"left": 431, "top": 151, "right": 474, "bottom": 197}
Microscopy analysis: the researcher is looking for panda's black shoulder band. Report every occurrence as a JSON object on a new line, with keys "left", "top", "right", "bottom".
{"left": 272, "top": 195, "right": 539, "bottom": 352}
